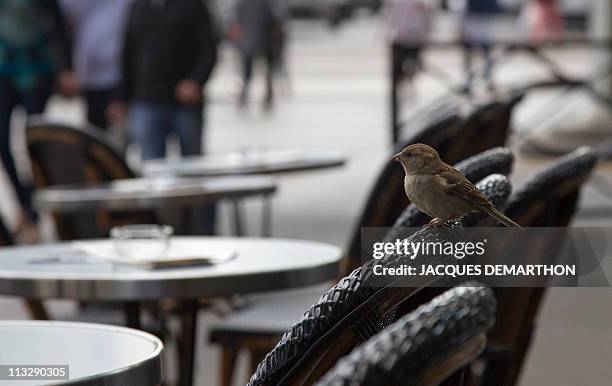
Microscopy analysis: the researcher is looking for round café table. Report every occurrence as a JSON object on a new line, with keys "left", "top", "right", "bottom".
{"left": 0, "top": 237, "right": 342, "bottom": 386}
{"left": 141, "top": 149, "right": 346, "bottom": 235}
{"left": 142, "top": 148, "right": 346, "bottom": 177}
{"left": 33, "top": 175, "right": 276, "bottom": 236}
{"left": 0, "top": 321, "right": 162, "bottom": 386}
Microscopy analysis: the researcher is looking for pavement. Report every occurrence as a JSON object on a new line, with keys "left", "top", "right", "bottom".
{"left": 0, "top": 15, "right": 611, "bottom": 386}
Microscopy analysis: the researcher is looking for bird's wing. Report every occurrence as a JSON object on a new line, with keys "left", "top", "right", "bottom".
{"left": 435, "top": 167, "right": 493, "bottom": 209}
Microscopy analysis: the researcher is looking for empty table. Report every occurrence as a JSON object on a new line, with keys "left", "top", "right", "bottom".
{"left": 34, "top": 175, "right": 277, "bottom": 235}
{"left": 0, "top": 321, "right": 162, "bottom": 386}
{"left": 34, "top": 175, "right": 276, "bottom": 212}
{"left": 142, "top": 149, "right": 346, "bottom": 235}
{"left": 0, "top": 237, "right": 342, "bottom": 386}
{"left": 142, "top": 148, "right": 346, "bottom": 177}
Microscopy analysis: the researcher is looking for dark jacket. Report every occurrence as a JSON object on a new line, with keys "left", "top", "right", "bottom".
{"left": 119, "top": 0, "right": 218, "bottom": 105}
{"left": 0, "top": 0, "right": 71, "bottom": 90}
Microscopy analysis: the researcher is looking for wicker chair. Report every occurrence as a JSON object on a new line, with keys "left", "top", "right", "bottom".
{"left": 210, "top": 173, "right": 512, "bottom": 386}
{"left": 347, "top": 93, "right": 522, "bottom": 273}
{"left": 0, "top": 214, "right": 50, "bottom": 320}
{"left": 26, "top": 118, "right": 155, "bottom": 239}
{"left": 444, "top": 92, "right": 524, "bottom": 164}
{"left": 245, "top": 208, "right": 505, "bottom": 386}
{"left": 481, "top": 146, "right": 598, "bottom": 386}
{"left": 315, "top": 284, "right": 497, "bottom": 386}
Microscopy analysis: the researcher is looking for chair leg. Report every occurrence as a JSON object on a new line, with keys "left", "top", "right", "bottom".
{"left": 24, "top": 299, "right": 50, "bottom": 320}
{"left": 220, "top": 348, "right": 238, "bottom": 386}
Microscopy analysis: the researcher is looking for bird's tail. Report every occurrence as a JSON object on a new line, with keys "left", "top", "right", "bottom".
{"left": 486, "top": 207, "right": 523, "bottom": 228}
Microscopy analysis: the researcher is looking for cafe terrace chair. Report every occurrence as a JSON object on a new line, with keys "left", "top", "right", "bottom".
{"left": 244, "top": 192, "right": 508, "bottom": 386}
{"left": 210, "top": 173, "right": 512, "bottom": 386}
{"left": 480, "top": 146, "right": 598, "bottom": 386}
{"left": 315, "top": 284, "right": 497, "bottom": 386}
{"left": 0, "top": 214, "right": 50, "bottom": 320}
{"left": 26, "top": 118, "right": 155, "bottom": 240}
{"left": 347, "top": 92, "right": 523, "bottom": 274}
{"left": 25, "top": 119, "right": 165, "bottom": 332}
{"left": 444, "top": 92, "right": 524, "bottom": 164}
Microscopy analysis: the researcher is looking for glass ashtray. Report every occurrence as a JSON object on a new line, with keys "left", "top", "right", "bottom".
{"left": 110, "top": 224, "right": 173, "bottom": 260}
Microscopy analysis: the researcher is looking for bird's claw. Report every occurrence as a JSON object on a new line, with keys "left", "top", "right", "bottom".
{"left": 425, "top": 218, "right": 446, "bottom": 227}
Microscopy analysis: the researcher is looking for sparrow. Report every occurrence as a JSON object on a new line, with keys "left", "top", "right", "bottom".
{"left": 393, "top": 143, "right": 522, "bottom": 228}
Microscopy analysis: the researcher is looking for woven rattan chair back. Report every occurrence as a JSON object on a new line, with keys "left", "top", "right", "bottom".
{"left": 345, "top": 93, "right": 523, "bottom": 271}
{"left": 26, "top": 118, "right": 154, "bottom": 239}
{"left": 27, "top": 118, "right": 134, "bottom": 184}
{"left": 506, "top": 146, "right": 597, "bottom": 227}
{"left": 0, "top": 215, "right": 49, "bottom": 319}
{"left": 246, "top": 175, "right": 511, "bottom": 386}
{"left": 315, "top": 284, "right": 497, "bottom": 386}
{"left": 445, "top": 92, "right": 523, "bottom": 164}
{"left": 481, "top": 146, "right": 598, "bottom": 386}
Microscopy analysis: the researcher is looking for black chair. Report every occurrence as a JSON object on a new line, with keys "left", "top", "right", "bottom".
{"left": 245, "top": 202, "right": 506, "bottom": 386}
{"left": 25, "top": 120, "right": 168, "bottom": 338}
{"left": 0, "top": 214, "right": 50, "bottom": 320}
{"left": 347, "top": 92, "right": 523, "bottom": 273}
{"left": 315, "top": 284, "right": 497, "bottom": 386}
{"left": 444, "top": 92, "right": 524, "bottom": 164}
{"left": 26, "top": 118, "right": 155, "bottom": 240}
{"left": 481, "top": 146, "right": 598, "bottom": 386}
{"left": 211, "top": 173, "right": 512, "bottom": 386}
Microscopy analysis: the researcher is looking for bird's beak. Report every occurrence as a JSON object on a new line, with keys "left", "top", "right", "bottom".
{"left": 392, "top": 153, "right": 402, "bottom": 162}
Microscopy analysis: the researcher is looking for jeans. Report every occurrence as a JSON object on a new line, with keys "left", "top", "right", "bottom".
{"left": 0, "top": 76, "right": 52, "bottom": 221}
{"left": 129, "top": 100, "right": 216, "bottom": 234}
{"left": 84, "top": 88, "right": 114, "bottom": 130}
{"left": 129, "top": 101, "right": 203, "bottom": 161}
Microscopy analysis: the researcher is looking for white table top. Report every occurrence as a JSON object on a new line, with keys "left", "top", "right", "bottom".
{"left": 34, "top": 175, "right": 276, "bottom": 212}
{"left": 0, "top": 237, "right": 342, "bottom": 301}
{"left": 142, "top": 148, "right": 346, "bottom": 177}
{"left": 0, "top": 321, "right": 162, "bottom": 386}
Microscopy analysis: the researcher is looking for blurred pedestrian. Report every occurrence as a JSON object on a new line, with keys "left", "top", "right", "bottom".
{"left": 108, "top": 0, "right": 218, "bottom": 161}
{"left": 60, "top": 0, "right": 133, "bottom": 130}
{"left": 230, "top": 0, "right": 287, "bottom": 111}
{"left": 0, "top": 0, "right": 72, "bottom": 241}
{"left": 384, "top": 0, "right": 433, "bottom": 143}
{"left": 520, "top": 0, "right": 564, "bottom": 43}
{"left": 461, "top": 0, "right": 499, "bottom": 94}
{"left": 107, "top": 0, "right": 218, "bottom": 234}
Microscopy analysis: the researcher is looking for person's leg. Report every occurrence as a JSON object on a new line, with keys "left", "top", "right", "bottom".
{"left": 462, "top": 43, "right": 474, "bottom": 94}
{"left": 172, "top": 105, "right": 215, "bottom": 234}
{"left": 0, "top": 78, "right": 22, "bottom": 211}
{"left": 129, "top": 101, "right": 167, "bottom": 160}
{"left": 16, "top": 77, "right": 53, "bottom": 224}
{"left": 263, "top": 48, "right": 275, "bottom": 110}
{"left": 240, "top": 53, "right": 254, "bottom": 106}
{"left": 172, "top": 105, "right": 202, "bottom": 157}
{"left": 85, "top": 89, "right": 113, "bottom": 129}
{"left": 482, "top": 44, "right": 495, "bottom": 91}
